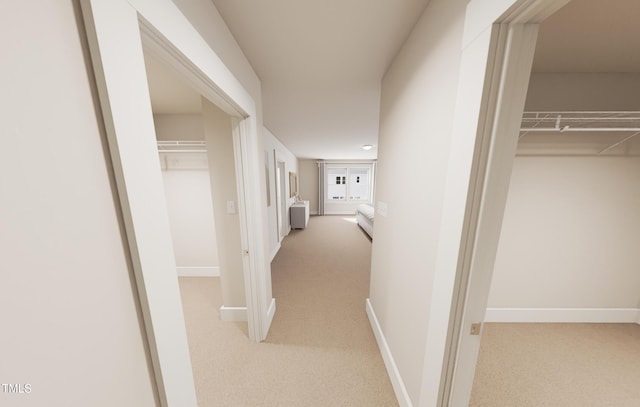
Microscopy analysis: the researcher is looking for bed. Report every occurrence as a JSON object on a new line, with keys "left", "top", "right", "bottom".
{"left": 355, "top": 204, "right": 374, "bottom": 239}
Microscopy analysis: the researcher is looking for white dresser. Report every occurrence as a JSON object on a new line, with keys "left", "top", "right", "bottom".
{"left": 290, "top": 201, "right": 309, "bottom": 229}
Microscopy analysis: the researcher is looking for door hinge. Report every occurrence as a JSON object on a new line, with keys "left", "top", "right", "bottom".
{"left": 243, "top": 249, "right": 249, "bottom": 256}
{"left": 470, "top": 322, "right": 482, "bottom": 336}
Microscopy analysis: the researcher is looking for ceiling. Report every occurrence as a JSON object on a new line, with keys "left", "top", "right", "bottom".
{"left": 145, "top": 0, "right": 640, "bottom": 157}
{"left": 210, "top": 0, "right": 431, "bottom": 159}
{"left": 532, "top": 0, "right": 640, "bottom": 73}
{"left": 144, "top": 52, "right": 202, "bottom": 114}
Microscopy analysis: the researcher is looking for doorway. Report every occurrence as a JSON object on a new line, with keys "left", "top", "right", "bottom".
{"left": 144, "top": 51, "right": 220, "bottom": 281}
{"left": 443, "top": 0, "right": 640, "bottom": 405}
{"left": 469, "top": 0, "right": 640, "bottom": 403}
{"left": 81, "top": 1, "right": 273, "bottom": 404}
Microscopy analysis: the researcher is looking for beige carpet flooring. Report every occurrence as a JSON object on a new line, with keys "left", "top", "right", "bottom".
{"left": 470, "top": 323, "right": 640, "bottom": 406}
{"left": 178, "top": 215, "right": 398, "bottom": 407}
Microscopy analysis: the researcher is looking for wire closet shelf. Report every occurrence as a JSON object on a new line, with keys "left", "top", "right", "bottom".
{"left": 520, "top": 111, "right": 640, "bottom": 133}
{"left": 157, "top": 140, "right": 207, "bottom": 153}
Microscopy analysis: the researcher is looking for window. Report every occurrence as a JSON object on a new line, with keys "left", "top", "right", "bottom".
{"left": 326, "top": 166, "right": 371, "bottom": 202}
{"left": 327, "top": 168, "right": 347, "bottom": 200}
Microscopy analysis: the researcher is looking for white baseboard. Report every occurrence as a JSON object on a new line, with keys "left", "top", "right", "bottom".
{"left": 177, "top": 266, "right": 220, "bottom": 277}
{"left": 219, "top": 306, "right": 248, "bottom": 322}
{"left": 485, "top": 308, "right": 640, "bottom": 324}
{"left": 265, "top": 298, "right": 276, "bottom": 332}
{"left": 270, "top": 242, "right": 281, "bottom": 262}
{"left": 365, "top": 299, "right": 413, "bottom": 407}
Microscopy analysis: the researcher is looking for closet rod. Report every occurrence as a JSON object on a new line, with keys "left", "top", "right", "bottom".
{"left": 523, "top": 110, "right": 640, "bottom": 114}
{"left": 157, "top": 140, "right": 207, "bottom": 153}
{"left": 519, "top": 127, "right": 640, "bottom": 132}
{"left": 522, "top": 117, "right": 640, "bottom": 122}
{"left": 158, "top": 150, "right": 207, "bottom": 153}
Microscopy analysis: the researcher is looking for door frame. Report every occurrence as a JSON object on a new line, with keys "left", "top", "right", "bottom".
{"left": 80, "top": 0, "right": 272, "bottom": 405}
{"left": 436, "top": 0, "right": 571, "bottom": 406}
{"left": 275, "top": 159, "right": 287, "bottom": 240}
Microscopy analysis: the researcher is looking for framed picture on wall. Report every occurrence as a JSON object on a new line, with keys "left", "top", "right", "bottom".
{"left": 265, "top": 151, "right": 271, "bottom": 206}
{"left": 289, "top": 171, "right": 298, "bottom": 198}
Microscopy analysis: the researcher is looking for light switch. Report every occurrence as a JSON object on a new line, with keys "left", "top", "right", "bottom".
{"left": 226, "top": 200, "right": 236, "bottom": 214}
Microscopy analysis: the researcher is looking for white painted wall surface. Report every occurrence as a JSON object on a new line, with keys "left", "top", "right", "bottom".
{"left": 154, "top": 114, "right": 219, "bottom": 270}
{"left": 0, "top": 1, "right": 156, "bottom": 405}
{"left": 369, "top": 0, "right": 468, "bottom": 404}
{"left": 203, "top": 99, "right": 246, "bottom": 307}
{"left": 171, "top": 0, "right": 262, "bottom": 103}
{"left": 263, "top": 127, "right": 298, "bottom": 258}
{"left": 171, "top": 0, "right": 275, "bottom": 309}
{"left": 162, "top": 168, "right": 219, "bottom": 268}
{"left": 488, "top": 156, "right": 640, "bottom": 309}
{"left": 526, "top": 73, "right": 640, "bottom": 110}
{"left": 153, "top": 114, "right": 204, "bottom": 140}
{"left": 298, "top": 160, "right": 319, "bottom": 215}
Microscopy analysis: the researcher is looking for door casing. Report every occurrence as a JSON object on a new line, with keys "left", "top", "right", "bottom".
{"left": 80, "top": 0, "right": 274, "bottom": 405}
{"left": 436, "top": 1, "right": 571, "bottom": 406}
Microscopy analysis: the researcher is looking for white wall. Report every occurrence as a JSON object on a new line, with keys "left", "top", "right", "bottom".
{"left": 0, "top": 1, "right": 156, "bottom": 405}
{"left": 488, "top": 156, "right": 640, "bottom": 310}
{"left": 162, "top": 167, "right": 219, "bottom": 268}
{"left": 264, "top": 127, "right": 298, "bottom": 258}
{"left": 369, "top": 0, "right": 468, "bottom": 404}
{"left": 172, "top": 0, "right": 274, "bottom": 306}
{"left": 526, "top": 73, "right": 640, "bottom": 111}
{"left": 153, "top": 114, "right": 204, "bottom": 140}
{"left": 203, "top": 99, "right": 246, "bottom": 307}
{"left": 486, "top": 73, "right": 640, "bottom": 317}
{"left": 154, "top": 114, "right": 219, "bottom": 271}
{"left": 298, "top": 159, "right": 319, "bottom": 215}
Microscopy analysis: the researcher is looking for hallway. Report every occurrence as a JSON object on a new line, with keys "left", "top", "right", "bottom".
{"left": 179, "top": 216, "right": 397, "bottom": 406}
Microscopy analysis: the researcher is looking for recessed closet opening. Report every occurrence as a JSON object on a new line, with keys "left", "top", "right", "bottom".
{"left": 81, "top": 2, "right": 274, "bottom": 403}
{"left": 469, "top": 0, "right": 640, "bottom": 404}
{"left": 145, "top": 52, "right": 220, "bottom": 281}
{"left": 143, "top": 47, "right": 249, "bottom": 320}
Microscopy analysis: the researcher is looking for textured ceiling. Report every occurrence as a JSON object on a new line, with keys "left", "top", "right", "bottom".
{"left": 533, "top": 0, "right": 640, "bottom": 73}
{"left": 211, "top": 0, "right": 431, "bottom": 159}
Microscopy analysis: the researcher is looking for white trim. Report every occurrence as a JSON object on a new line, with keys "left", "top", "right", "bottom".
{"left": 231, "top": 117, "right": 261, "bottom": 339}
{"left": 265, "top": 298, "right": 277, "bottom": 331}
{"left": 141, "top": 0, "right": 269, "bottom": 341}
{"left": 176, "top": 267, "right": 220, "bottom": 277}
{"left": 270, "top": 241, "right": 281, "bottom": 262}
{"left": 485, "top": 308, "right": 640, "bottom": 323}
{"left": 220, "top": 306, "right": 248, "bottom": 322}
{"left": 438, "top": 0, "right": 573, "bottom": 404}
{"left": 439, "top": 23, "right": 541, "bottom": 407}
{"left": 366, "top": 299, "right": 413, "bottom": 407}
{"left": 81, "top": 0, "right": 271, "bottom": 404}
{"left": 80, "top": 1, "right": 200, "bottom": 405}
